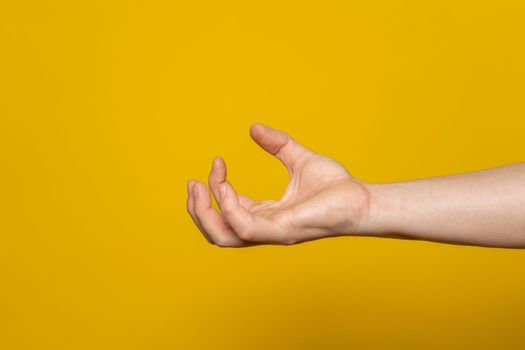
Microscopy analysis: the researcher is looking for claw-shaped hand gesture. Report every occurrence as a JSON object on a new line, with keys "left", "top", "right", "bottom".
{"left": 187, "top": 123, "right": 371, "bottom": 247}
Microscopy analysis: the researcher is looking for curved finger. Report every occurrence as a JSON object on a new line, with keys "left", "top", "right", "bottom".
{"left": 193, "top": 181, "right": 250, "bottom": 247}
{"left": 208, "top": 156, "right": 256, "bottom": 210}
{"left": 208, "top": 156, "right": 227, "bottom": 207}
{"left": 218, "top": 180, "right": 286, "bottom": 244}
{"left": 187, "top": 180, "right": 214, "bottom": 244}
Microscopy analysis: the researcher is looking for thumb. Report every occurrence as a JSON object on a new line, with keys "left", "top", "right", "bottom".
{"left": 249, "top": 123, "right": 315, "bottom": 175}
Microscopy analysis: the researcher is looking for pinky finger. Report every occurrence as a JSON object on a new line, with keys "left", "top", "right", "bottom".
{"left": 187, "top": 180, "right": 214, "bottom": 244}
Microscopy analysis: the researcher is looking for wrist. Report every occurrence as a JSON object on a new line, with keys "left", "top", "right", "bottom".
{"left": 356, "top": 182, "right": 406, "bottom": 236}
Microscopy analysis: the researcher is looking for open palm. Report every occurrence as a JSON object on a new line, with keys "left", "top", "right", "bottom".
{"left": 187, "top": 123, "right": 371, "bottom": 247}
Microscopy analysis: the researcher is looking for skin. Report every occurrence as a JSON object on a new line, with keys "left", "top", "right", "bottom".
{"left": 186, "top": 123, "right": 525, "bottom": 248}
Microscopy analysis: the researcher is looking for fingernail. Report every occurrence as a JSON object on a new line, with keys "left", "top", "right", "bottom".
{"left": 213, "top": 157, "right": 220, "bottom": 168}
{"left": 220, "top": 184, "right": 226, "bottom": 200}
{"left": 193, "top": 184, "right": 199, "bottom": 198}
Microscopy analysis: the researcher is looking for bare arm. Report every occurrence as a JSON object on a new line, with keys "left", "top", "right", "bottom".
{"left": 362, "top": 163, "right": 525, "bottom": 248}
{"left": 187, "top": 123, "right": 525, "bottom": 248}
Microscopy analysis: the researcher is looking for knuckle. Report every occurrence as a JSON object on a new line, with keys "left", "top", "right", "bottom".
{"left": 221, "top": 205, "right": 233, "bottom": 216}
{"left": 194, "top": 205, "right": 205, "bottom": 218}
{"left": 236, "top": 227, "right": 253, "bottom": 241}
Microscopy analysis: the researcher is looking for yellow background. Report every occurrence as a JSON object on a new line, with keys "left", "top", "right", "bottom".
{"left": 1, "top": 1, "right": 524, "bottom": 349}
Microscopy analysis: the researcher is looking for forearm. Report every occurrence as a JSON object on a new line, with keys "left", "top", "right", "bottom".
{"left": 361, "top": 162, "right": 525, "bottom": 248}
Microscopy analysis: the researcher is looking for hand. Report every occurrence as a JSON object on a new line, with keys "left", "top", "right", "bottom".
{"left": 186, "top": 123, "right": 372, "bottom": 247}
